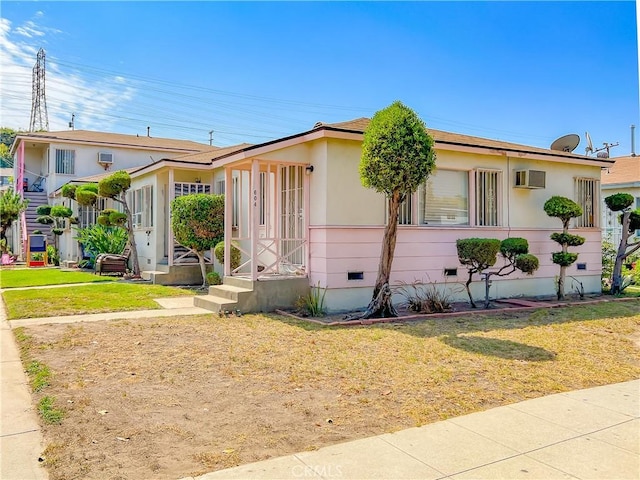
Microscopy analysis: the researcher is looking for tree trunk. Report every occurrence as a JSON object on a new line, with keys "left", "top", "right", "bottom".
{"left": 611, "top": 211, "right": 631, "bottom": 294}
{"left": 557, "top": 219, "right": 569, "bottom": 300}
{"left": 464, "top": 271, "right": 477, "bottom": 308}
{"left": 118, "top": 193, "right": 141, "bottom": 277}
{"left": 361, "top": 190, "right": 402, "bottom": 319}
{"left": 197, "top": 251, "right": 207, "bottom": 289}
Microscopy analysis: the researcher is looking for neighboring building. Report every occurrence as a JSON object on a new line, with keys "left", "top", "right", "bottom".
{"left": 49, "top": 118, "right": 612, "bottom": 313}
{"left": 10, "top": 130, "right": 215, "bottom": 255}
{"left": 601, "top": 155, "right": 640, "bottom": 246}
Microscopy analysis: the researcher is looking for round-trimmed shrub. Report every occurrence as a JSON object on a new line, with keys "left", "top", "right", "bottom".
{"left": 552, "top": 252, "right": 578, "bottom": 267}
{"left": 515, "top": 254, "right": 539, "bottom": 274}
{"left": 206, "top": 271, "right": 222, "bottom": 285}
{"left": 214, "top": 241, "right": 241, "bottom": 271}
{"left": 550, "top": 232, "right": 586, "bottom": 247}
{"left": 604, "top": 193, "right": 634, "bottom": 212}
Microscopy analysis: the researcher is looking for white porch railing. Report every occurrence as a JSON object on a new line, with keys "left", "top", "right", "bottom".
{"left": 230, "top": 236, "right": 306, "bottom": 277}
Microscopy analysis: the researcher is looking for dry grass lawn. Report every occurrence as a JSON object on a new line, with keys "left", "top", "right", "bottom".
{"left": 16, "top": 300, "right": 640, "bottom": 480}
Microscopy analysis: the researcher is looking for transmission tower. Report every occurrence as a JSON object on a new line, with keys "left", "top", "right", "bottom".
{"left": 29, "top": 48, "right": 49, "bottom": 132}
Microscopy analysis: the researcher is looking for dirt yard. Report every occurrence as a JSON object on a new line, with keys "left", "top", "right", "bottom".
{"left": 16, "top": 302, "right": 640, "bottom": 480}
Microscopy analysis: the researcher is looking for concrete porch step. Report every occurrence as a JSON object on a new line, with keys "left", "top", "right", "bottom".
{"left": 209, "top": 284, "right": 253, "bottom": 301}
{"left": 193, "top": 294, "right": 238, "bottom": 313}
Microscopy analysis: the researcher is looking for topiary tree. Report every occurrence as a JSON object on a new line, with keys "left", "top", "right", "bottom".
{"left": 359, "top": 101, "right": 436, "bottom": 318}
{"left": 35, "top": 204, "right": 73, "bottom": 249}
{"left": 171, "top": 193, "right": 225, "bottom": 287}
{"left": 97, "top": 171, "right": 141, "bottom": 276}
{"left": 603, "top": 193, "right": 640, "bottom": 294}
{"left": 456, "top": 238, "right": 501, "bottom": 308}
{"left": 0, "top": 187, "right": 29, "bottom": 241}
{"left": 486, "top": 238, "right": 539, "bottom": 308}
{"left": 544, "top": 196, "right": 585, "bottom": 300}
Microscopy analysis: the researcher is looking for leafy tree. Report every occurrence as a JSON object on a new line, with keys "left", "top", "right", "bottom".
{"left": 359, "top": 101, "right": 436, "bottom": 318}
{"left": 171, "top": 193, "right": 225, "bottom": 287}
{"left": 544, "top": 196, "right": 585, "bottom": 300}
{"left": 0, "top": 127, "right": 17, "bottom": 168}
{"left": 603, "top": 193, "right": 640, "bottom": 294}
{"left": 0, "top": 187, "right": 29, "bottom": 241}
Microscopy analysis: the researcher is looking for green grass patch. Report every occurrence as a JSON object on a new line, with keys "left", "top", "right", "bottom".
{"left": 26, "top": 360, "right": 51, "bottom": 392}
{"left": 0, "top": 268, "right": 116, "bottom": 288}
{"left": 3, "top": 283, "right": 195, "bottom": 319}
{"left": 38, "top": 396, "right": 64, "bottom": 424}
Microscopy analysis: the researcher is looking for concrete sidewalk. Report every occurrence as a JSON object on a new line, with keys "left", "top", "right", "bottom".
{"left": 186, "top": 380, "right": 639, "bottom": 480}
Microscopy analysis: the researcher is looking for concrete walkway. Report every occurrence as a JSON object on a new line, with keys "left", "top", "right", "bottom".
{"left": 1, "top": 289, "right": 638, "bottom": 480}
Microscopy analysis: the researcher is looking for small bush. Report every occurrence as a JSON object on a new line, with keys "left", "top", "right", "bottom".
{"left": 206, "top": 271, "right": 222, "bottom": 285}
{"left": 295, "top": 282, "right": 327, "bottom": 317}
{"left": 46, "top": 245, "right": 60, "bottom": 266}
{"left": 395, "top": 280, "right": 455, "bottom": 313}
{"left": 214, "top": 241, "right": 241, "bottom": 271}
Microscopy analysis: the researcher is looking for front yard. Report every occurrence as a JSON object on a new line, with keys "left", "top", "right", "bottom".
{"left": 14, "top": 301, "right": 640, "bottom": 480}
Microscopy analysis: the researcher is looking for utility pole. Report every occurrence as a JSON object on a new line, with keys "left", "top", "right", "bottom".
{"left": 209, "top": 130, "right": 214, "bottom": 146}
{"left": 29, "top": 48, "right": 49, "bottom": 132}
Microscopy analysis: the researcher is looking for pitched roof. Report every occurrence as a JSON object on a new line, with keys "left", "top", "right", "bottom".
{"left": 315, "top": 118, "right": 607, "bottom": 162}
{"left": 168, "top": 143, "right": 254, "bottom": 165}
{"left": 62, "top": 167, "right": 141, "bottom": 185}
{"left": 13, "top": 130, "right": 215, "bottom": 153}
{"left": 601, "top": 155, "right": 640, "bottom": 185}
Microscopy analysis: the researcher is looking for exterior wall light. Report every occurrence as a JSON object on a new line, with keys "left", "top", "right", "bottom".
{"left": 305, "top": 165, "right": 314, "bottom": 175}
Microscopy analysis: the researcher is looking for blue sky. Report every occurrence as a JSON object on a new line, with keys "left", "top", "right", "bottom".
{"left": 1, "top": 1, "right": 638, "bottom": 156}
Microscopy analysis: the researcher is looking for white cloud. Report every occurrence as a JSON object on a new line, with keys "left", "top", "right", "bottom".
{"left": 0, "top": 15, "right": 136, "bottom": 133}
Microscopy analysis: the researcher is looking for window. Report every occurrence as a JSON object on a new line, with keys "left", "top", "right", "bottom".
{"left": 78, "top": 198, "right": 108, "bottom": 229}
{"left": 131, "top": 185, "right": 153, "bottom": 229}
{"left": 215, "top": 180, "right": 225, "bottom": 195}
{"left": 575, "top": 178, "right": 599, "bottom": 228}
{"left": 55, "top": 149, "right": 75, "bottom": 174}
{"left": 420, "top": 170, "right": 469, "bottom": 225}
{"left": 476, "top": 170, "right": 501, "bottom": 226}
{"left": 398, "top": 195, "right": 413, "bottom": 225}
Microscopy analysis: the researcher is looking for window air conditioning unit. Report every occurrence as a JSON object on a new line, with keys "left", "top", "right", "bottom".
{"left": 514, "top": 169, "right": 546, "bottom": 189}
{"left": 98, "top": 152, "right": 114, "bottom": 165}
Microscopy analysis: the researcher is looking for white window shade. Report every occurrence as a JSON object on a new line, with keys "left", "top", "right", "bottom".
{"left": 421, "top": 170, "right": 469, "bottom": 225}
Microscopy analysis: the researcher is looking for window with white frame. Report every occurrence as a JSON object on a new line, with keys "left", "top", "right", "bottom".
{"left": 78, "top": 197, "right": 108, "bottom": 229}
{"left": 131, "top": 185, "right": 154, "bottom": 229}
{"left": 232, "top": 176, "right": 239, "bottom": 228}
{"left": 420, "top": 169, "right": 469, "bottom": 225}
{"left": 575, "top": 177, "right": 599, "bottom": 228}
{"left": 215, "top": 180, "right": 225, "bottom": 195}
{"left": 476, "top": 169, "right": 501, "bottom": 226}
{"left": 55, "top": 149, "right": 75, "bottom": 174}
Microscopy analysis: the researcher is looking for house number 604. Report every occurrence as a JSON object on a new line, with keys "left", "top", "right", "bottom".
{"left": 253, "top": 189, "right": 257, "bottom": 207}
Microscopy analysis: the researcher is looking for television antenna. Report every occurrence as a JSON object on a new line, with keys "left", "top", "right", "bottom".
{"left": 584, "top": 131, "right": 618, "bottom": 158}
{"left": 550, "top": 134, "right": 580, "bottom": 152}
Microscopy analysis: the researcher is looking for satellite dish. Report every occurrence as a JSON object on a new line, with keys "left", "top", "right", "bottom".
{"left": 550, "top": 134, "right": 580, "bottom": 152}
{"left": 585, "top": 131, "right": 594, "bottom": 155}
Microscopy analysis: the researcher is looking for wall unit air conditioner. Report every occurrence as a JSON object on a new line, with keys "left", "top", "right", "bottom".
{"left": 514, "top": 169, "right": 545, "bottom": 189}
{"left": 98, "top": 152, "right": 114, "bottom": 165}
